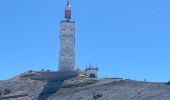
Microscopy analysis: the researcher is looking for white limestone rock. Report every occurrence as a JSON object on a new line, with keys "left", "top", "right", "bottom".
{"left": 0, "top": 73, "right": 170, "bottom": 100}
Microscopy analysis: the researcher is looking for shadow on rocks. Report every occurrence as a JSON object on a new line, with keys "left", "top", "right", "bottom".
{"left": 37, "top": 80, "right": 64, "bottom": 100}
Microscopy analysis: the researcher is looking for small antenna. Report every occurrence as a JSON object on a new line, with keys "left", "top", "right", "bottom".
{"left": 89, "top": 62, "right": 92, "bottom": 67}
{"left": 67, "top": 0, "right": 70, "bottom": 6}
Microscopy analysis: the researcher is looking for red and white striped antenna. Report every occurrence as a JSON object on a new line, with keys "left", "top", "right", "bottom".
{"left": 65, "top": 0, "right": 71, "bottom": 22}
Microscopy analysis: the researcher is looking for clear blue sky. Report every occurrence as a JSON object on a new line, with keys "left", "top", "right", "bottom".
{"left": 0, "top": 0, "right": 170, "bottom": 82}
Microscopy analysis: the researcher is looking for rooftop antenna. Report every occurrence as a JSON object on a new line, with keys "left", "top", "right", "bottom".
{"left": 65, "top": 0, "right": 71, "bottom": 22}
{"left": 89, "top": 62, "right": 92, "bottom": 67}
{"left": 67, "top": 0, "right": 70, "bottom": 6}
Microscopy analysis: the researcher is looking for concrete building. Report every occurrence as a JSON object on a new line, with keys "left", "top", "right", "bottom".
{"left": 58, "top": 1, "right": 99, "bottom": 78}
{"left": 58, "top": 1, "right": 75, "bottom": 72}
{"left": 85, "top": 66, "right": 98, "bottom": 78}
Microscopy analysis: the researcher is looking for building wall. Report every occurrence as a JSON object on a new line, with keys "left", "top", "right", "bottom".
{"left": 85, "top": 70, "right": 98, "bottom": 78}
{"left": 58, "top": 21, "right": 75, "bottom": 72}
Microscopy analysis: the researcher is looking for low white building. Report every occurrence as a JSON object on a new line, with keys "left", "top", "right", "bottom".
{"left": 84, "top": 67, "right": 98, "bottom": 78}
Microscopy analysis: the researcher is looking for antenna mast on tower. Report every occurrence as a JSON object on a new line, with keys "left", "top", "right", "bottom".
{"left": 65, "top": 0, "right": 71, "bottom": 22}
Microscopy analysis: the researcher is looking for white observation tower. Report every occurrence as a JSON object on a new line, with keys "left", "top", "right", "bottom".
{"left": 58, "top": 0, "right": 75, "bottom": 72}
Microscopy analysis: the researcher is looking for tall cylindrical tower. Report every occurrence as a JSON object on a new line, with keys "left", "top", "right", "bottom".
{"left": 58, "top": 0, "right": 75, "bottom": 72}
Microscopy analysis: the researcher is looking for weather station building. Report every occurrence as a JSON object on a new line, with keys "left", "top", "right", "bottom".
{"left": 21, "top": 0, "right": 98, "bottom": 80}
{"left": 58, "top": 1, "right": 75, "bottom": 72}
{"left": 58, "top": 0, "right": 98, "bottom": 77}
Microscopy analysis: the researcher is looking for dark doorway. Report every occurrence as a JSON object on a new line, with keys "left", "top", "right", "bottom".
{"left": 90, "top": 74, "right": 96, "bottom": 78}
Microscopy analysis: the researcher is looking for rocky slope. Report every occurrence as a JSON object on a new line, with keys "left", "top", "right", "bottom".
{"left": 0, "top": 73, "right": 170, "bottom": 100}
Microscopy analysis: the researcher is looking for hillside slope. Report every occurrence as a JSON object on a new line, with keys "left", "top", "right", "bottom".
{"left": 0, "top": 74, "right": 170, "bottom": 100}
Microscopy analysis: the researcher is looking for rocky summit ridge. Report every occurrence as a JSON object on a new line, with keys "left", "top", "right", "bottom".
{"left": 0, "top": 72, "right": 170, "bottom": 100}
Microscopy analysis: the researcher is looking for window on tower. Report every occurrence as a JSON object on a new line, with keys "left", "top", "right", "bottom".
{"left": 69, "top": 34, "right": 73, "bottom": 37}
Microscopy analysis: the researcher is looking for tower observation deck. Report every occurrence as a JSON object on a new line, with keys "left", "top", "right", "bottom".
{"left": 58, "top": 0, "right": 75, "bottom": 72}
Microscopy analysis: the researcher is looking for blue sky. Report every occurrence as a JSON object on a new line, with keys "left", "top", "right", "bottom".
{"left": 0, "top": 0, "right": 170, "bottom": 82}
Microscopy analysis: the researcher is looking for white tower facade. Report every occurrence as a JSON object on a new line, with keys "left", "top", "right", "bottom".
{"left": 59, "top": 1, "right": 75, "bottom": 72}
